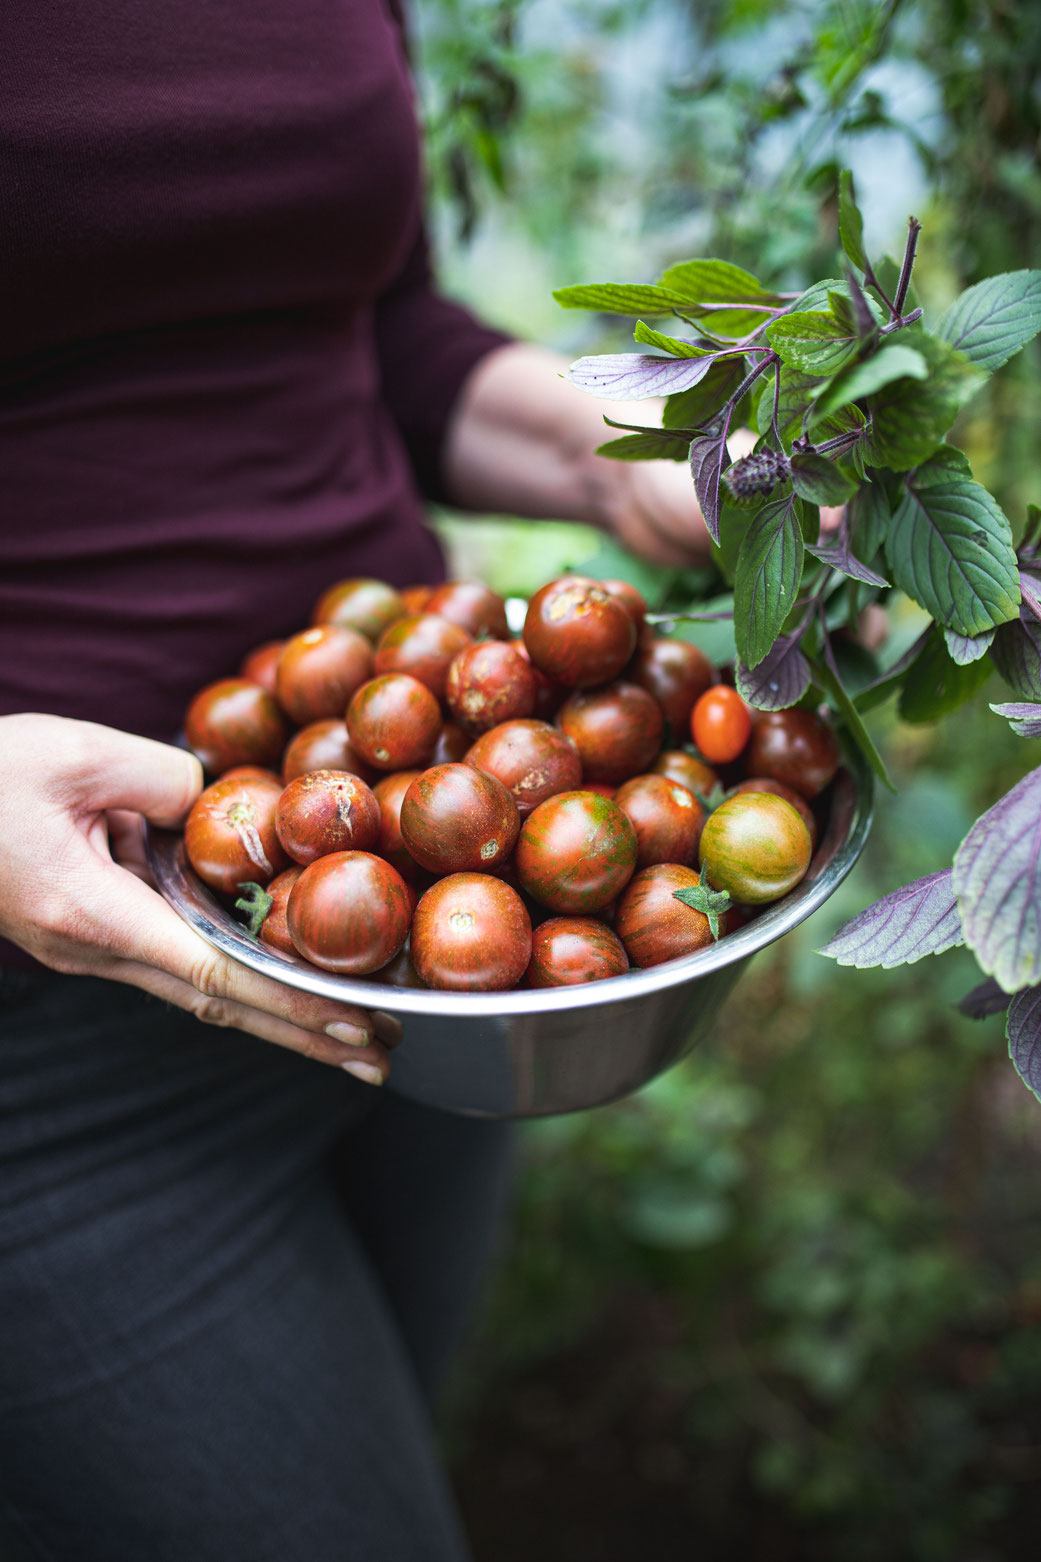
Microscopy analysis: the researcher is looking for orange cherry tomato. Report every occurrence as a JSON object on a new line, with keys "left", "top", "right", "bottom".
{"left": 690, "top": 685, "right": 752, "bottom": 765}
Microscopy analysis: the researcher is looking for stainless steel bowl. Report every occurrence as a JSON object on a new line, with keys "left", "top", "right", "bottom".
{"left": 146, "top": 754, "right": 871, "bottom": 1118}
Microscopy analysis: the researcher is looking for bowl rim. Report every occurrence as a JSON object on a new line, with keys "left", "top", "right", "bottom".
{"left": 146, "top": 745, "right": 873, "bottom": 1018}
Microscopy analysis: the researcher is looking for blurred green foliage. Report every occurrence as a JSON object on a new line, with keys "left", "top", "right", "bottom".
{"left": 412, "top": 0, "right": 1041, "bottom": 1553}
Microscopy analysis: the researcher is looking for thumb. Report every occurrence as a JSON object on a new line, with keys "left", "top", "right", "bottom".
{"left": 64, "top": 719, "right": 204, "bottom": 827}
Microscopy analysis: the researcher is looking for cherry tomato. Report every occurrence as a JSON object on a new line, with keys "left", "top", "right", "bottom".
{"left": 698, "top": 792, "right": 812, "bottom": 904}
{"left": 557, "top": 680, "right": 664, "bottom": 784}
{"left": 613, "top": 774, "right": 704, "bottom": 869}
{"left": 515, "top": 791, "right": 638, "bottom": 914}
{"left": 346, "top": 674, "right": 442, "bottom": 771}
{"left": 184, "top": 678, "right": 289, "bottom": 775}
{"left": 600, "top": 579, "right": 648, "bottom": 632}
{"left": 630, "top": 637, "right": 715, "bottom": 738}
{"left": 286, "top": 852, "right": 413, "bottom": 975}
{"left": 744, "top": 708, "right": 840, "bottom": 799}
{"left": 281, "top": 719, "right": 374, "bottom": 785}
{"left": 275, "top": 770, "right": 380, "bottom": 865}
{"left": 184, "top": 775, "right": 289, "bottom": 896}
{"left": 690, "top": 685, "right": 752, "bottom": 765}
{"left": 399, "top": 763, "right": 519, "bottom": 875}
{"left": 526, "top": 917, "right": 629, "bottom": 987}
{"left": 258, "top": 866, "right": 305, "bottom": 958}
{"left": 425, "top": 579, "right": 510, "bottom": 640}
{"left": 465, "top": 719, "right": 582, "bottom": 819}
{"left": 275, "top": 624, "right": 373, "bottom": 726}
{"left": 239, "top": 640, "right": 285, "bottom": 695}
{"left": 373, "top": 613, "right": 472, "bottom": 700}
{"left": 523, "top": 576, "right": 636, "bottom": 688}
{"left": 445, "top": 641, "right": 537, "bottom": 734}
{"left": 411, "top": 874, "right": 532, "bottom": 992}
{"left": 728, "top": 777, "right": 818, "bottom": 849}
{"left": 614, "top": 864, "right": 716, "bottom": 968}
{"left": 431, "top": 721, "right": 472, "bottom": 766}
{"left": 652, "top": 750, "right": 719, "bottom": 799}
{"left": 371, "top": 770, "right": 425, "bottom": 878}
{"left": 399, "top": 584, "right": 435, "bottom": 615}
{"left": 311, "top": 577, "right": 405, "bottom": 642}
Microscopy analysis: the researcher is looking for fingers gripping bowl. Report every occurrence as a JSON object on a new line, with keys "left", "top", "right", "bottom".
{"left": 150, "top": 581, "right": 869, "bottom": 1118}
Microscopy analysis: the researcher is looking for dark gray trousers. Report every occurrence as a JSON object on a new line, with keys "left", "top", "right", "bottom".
{"left": 0, "top": 971, "right": 512, "bottom": 1561}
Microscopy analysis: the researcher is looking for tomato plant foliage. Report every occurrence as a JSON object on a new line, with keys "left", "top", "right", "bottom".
{"left": 557, "top": 172, "right": 1041, "bottom": 1104}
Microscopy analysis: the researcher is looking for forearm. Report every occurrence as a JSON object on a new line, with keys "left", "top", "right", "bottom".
{"left": 440, "top": 341, "right": 713, "bottom": 563}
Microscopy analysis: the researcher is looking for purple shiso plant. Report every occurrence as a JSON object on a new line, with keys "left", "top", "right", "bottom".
{"left": 554, "top": 170, "right": 1041, "bottom": 1102}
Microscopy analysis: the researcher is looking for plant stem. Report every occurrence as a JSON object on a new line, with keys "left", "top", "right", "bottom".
{"left": 880, "top": 307, "right": 923, "bottom": 334}
{"left": 771, "top": 363, "right": 782, "bottom": 447}
{"left": 728, "top": 351, "right": 778, "bottom": 408}
{"left": 892, "top": 217, "right": 922, "bottom": 318}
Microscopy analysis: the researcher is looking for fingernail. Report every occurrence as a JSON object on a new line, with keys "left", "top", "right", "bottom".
{"left": 341, "top": 1060, "right": 384, "bottom": 1086}
{"left": 326, "top": 1021, "right": 371, "bottom": 1047}
{"left": 372, "top": 1010, "right": 403, "bottom": 1045}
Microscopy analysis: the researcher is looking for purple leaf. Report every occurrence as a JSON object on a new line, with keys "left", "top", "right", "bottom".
{"left": 817, "top": 870, "right": 963, "bottom": 969}
{"left": 957, "top": 975, "right": 1010, "bottom": 1019}
{"left": 990, "top": 701, "right": 1041, "bottom": 737}
{"left": 944, "top": 627, "right": 994, "bottom": 664}
{"left": 735, "top": 634, "right": 811, "bottom": 710}
{"left": 1007, "top": 986, "right": 1041, "bottom": 1104}
{"left": 953, "top": 765, "right": 1041, "bottom": 992}
{"left": 989, "top": 607, "right": 1041, "bottom": 700}
{"left": 1019, "top": 568, "right": 1041, "bottom": 621}
{"left": 565, "top": 353, "right": 718, "bottom": 400}
{"left": 806, "top": 515, "right": 889, "bottom": 588}
{"left": 689, "top": 425, "right": 732, "bottom": 545}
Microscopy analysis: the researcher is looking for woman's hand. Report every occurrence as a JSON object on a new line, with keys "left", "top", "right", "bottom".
{"left": 0, "top": 714, "right": 398, "bottom": 1083}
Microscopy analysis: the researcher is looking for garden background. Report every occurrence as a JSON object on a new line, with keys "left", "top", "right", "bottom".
{"left": 411, "top": 2, "right": 1041, "bottom": 1557}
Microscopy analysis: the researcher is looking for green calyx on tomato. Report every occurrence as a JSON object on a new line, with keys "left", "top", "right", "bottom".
{"left": 672, "top": 881, "right": 733, "bottom": 940}
{"left": 234, "top": 880, "right": 274, "bottom": 939}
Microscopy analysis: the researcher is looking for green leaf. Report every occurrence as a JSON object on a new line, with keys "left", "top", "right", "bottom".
{"left": 662, "top": 358, "right": 747, "bottom": 430}
{"left": 789, "top": 452, "right": 857, "bottom": 507}
{"left": 885, "top": 475, "right": 1021, "bottom": 636}
{"left": 759, "top": 363, "right": 826, "bottom": 445}
{"left": 553, "top": 282, "right": 698, "bottom": 316}
{"left": 868, "top": 333, "right": 987, "bottom": 471}
{"left": 837, "top": 170, "right": 868, "bottom": 272}
{"left": 673, "top": 882, "right": 733, "bottom": 940}
{"left": 810, "top": 655, "right": 894, "bottom": 789}
{"left": 766, "top": 311, "right": 861, "bottom": 374}
{"left": 596, "top": 431, "right": 691, "bottom": 461}
{"left": 898, "top": 627, "right": 994, "bottom": 723}
{"left": 733, "top": 494, "right": 805, "bottom": 669}
{"left": 934, "top": 269, "right": 1041, "bottom": 371}
{"left": 807, "top": 344, "right": 928, "bottom": 428}
{"left": 847, "top": 479, "right": 891, "bottom": 561}
{"left": 659, "top": 260, "right": 786, "bottom": 338}
{"left": 911, "top": 445, "right": 974, "bottom": 487}
{"left": 632, "top": 321, "right": 713, "bottom": 358}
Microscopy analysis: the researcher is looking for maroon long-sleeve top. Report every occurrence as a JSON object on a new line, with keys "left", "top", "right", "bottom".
{"left": 0, "top": 0, "right": 509, "bottom": 744}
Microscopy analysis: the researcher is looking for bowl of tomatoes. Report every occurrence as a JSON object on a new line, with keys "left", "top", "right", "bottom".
{"left": 147, "top": 574, "right": 873, "bottom": 1118}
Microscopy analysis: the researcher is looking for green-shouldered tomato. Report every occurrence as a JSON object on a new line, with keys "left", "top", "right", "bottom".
{"left": 698, "top": 792, "right": 812, "bottom": 904}
{"left": 514, "top": 791, "right": 637, "bottom": 913}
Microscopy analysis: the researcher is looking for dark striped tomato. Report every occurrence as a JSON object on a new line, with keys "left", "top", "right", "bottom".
{"left": 286, "top": 852, "right": 413, "bottom": 975}
{"left": 630, "top": 637, "right": 715, "bottom": 737}
{"left": 614, "top": 863, "right": 716, "bottom": 968}
{"left": 311, "top": 577, "right": 406, "bottom": 642}
{"left": 411, "top": 874, "right": 532, "bottom": 991}
{"left": 698, "top": 792, "right": 812, "bottom": 904}
{"left": 744, "top": 708, "right": 840, "bottom": 799}
{"left": 557, "top": 680, "right": 664, "bottom": 785}
{"left": 465, "top": 719, "right": 581, "bottom": 819}
{"left": 515, "top": 791, "right": 637, "bottom": 913}
{"left": 614, "top": 773, "right": 704, "bottom": 868}
{"left": 445, "top": 641, "right": 537, "bottom": 734}
{"left": 184, "top": 775, "right": 289, "bottom": 896}
{"left": 238, "top": 640, "right": 285, "bottom": 695}
{"left": 523, "top": 576, "right": 636, "bottom": 688}
{"left": 258, "top": 866, "right": 304, "bottom": 958}
{"left": 652, "top": 749, "right": 719, "bottom": 799}
{"left": 431, "top": 721, "right": 472, "bottom": 766}
{"left": 275, "top": 624, "right": 373, "bottom": 726}
{"left": 346, "top": 674, "right": 442, "bottom": 772}
{"left": 184, "top": 678, "right": 289, "bottom": 775}
{"left": 281, "top": 719, "right": 374, "bottom": 785}
{"left": 601, "top": 578, "right": 648, "bottom": 632}
{"left": 526, "top": 917, "right": 629, "bottom": 987}
{"left": 275, "top": 770, "right": 380, "bottom": 865}
{"left": 373, "top": 613, "right": 472, "bottom": 699}
{"left": 400, "top": 763, "right": 519, "bottom": 875}
{"left": 425, "top": 579, "right": 510, "bottom": 640}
